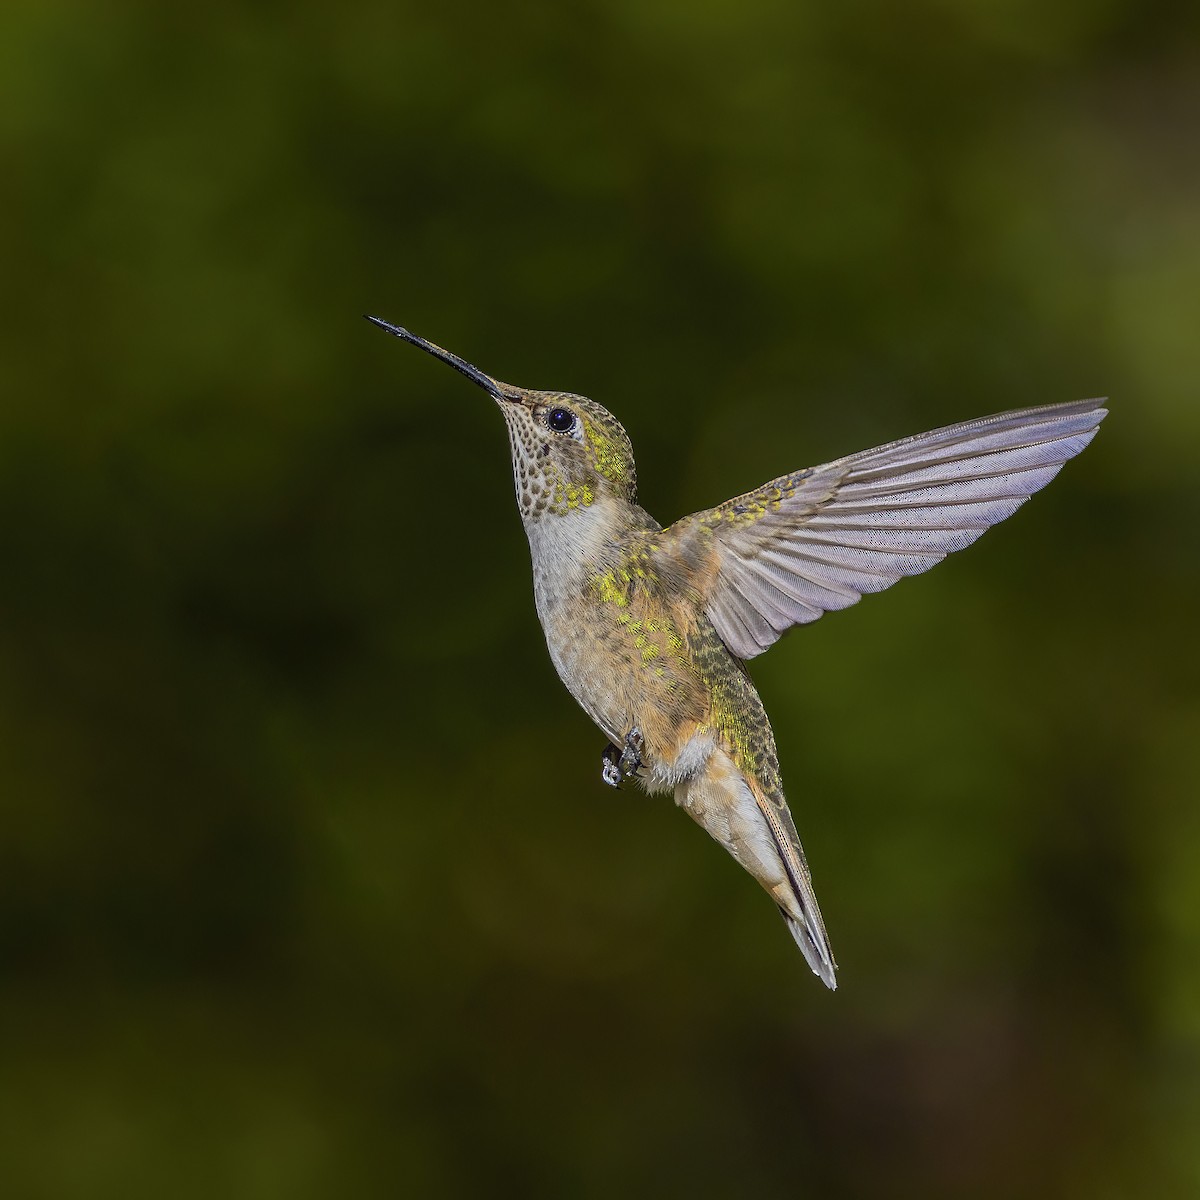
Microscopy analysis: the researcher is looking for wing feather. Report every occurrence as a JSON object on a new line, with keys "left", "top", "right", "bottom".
{"left": 661, "top": 399, "right": 1107, "bottom": 659}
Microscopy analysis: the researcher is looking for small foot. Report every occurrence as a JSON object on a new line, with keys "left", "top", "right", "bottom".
{"left": 600, "top": 727, "right": 645, "bottom": 789}
{"left": 601, "top": 743, "right": 622, "bottom": 788}
{"left": 619, "top": 726, "right": 645, "bottom": 778}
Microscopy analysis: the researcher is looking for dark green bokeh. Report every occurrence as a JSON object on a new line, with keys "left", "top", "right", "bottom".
{"left": 2, "top": 1, "right": 1197, "bottom": 1196}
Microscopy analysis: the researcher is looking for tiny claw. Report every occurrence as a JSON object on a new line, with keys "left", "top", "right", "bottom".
{"left": 601, "top": 743, "right": 623, "bottom": 788}
{"left": 618, "top": 727, "right": 645, "bottom": 779}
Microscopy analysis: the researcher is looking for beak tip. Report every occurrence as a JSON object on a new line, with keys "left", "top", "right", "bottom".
{"left": 364, "top": 316, "right": 506, "bottom": 401}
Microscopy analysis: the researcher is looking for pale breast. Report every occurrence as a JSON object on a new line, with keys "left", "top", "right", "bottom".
{"left": 531, "top": 538, "right": 633, "bottom": 744}
{"left": 524, "top": 502, "right": 712, "bottom": 781}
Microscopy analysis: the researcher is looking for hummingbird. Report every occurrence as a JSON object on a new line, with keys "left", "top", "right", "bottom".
{"left": 367, "top": 315, "right": 1106, "bottom": 989}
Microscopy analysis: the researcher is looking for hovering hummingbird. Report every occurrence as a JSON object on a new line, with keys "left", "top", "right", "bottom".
{"left": 367, "top": 315, "right": 1106, "bottom": 989}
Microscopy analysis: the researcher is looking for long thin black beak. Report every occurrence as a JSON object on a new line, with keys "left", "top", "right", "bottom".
{"left": 365, "top": 316, "right": 507, "bottom": 401}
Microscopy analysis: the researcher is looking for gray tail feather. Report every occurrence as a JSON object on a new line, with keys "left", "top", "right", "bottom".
{"left": 745, "top": 772, "right": 840, "bottom": 989}
{"left": 779, "top": 905, "right": 838, "bottom": 990}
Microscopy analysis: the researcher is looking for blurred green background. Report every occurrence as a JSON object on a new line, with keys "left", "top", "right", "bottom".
{"left": 2, "top": 0, "right": 1198, "bottom": 1196}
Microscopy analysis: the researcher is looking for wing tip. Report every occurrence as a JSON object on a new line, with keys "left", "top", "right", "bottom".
{"left": 1075, "top": 397, "right": 1109, "bottom": 426}
{"left": 1051, "top": 398, "right": 1107, "bottom": 439}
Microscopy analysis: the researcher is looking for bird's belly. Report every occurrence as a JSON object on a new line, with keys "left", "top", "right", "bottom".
{"left": 541, "top": 612, "right": 647, "bottom": 743}
{"left": 538, "top": 602, "right": 707, "bottom": 786}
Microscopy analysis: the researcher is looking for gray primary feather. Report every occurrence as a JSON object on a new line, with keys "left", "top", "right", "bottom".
{"left": 675, "top": 399, "right": 1107, "bottom": 660}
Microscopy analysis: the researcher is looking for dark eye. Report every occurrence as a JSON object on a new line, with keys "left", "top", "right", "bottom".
{"left": 547, "top": 407, "right": 576, "bottom": 434}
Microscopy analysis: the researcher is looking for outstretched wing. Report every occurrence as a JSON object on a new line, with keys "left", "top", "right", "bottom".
{"left": 663, "top": 399, "right": 1107, "bottom": 660}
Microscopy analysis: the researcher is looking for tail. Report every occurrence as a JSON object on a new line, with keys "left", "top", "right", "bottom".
{"left": 676, "top": 750, "right": 838, "bottom": 988}
{"left": 780, "top": 907, "right": 837, "bottom": 989}
{"left": 741, "top": 773, "right": 838, "bottom": 989}
{"left": 734, "top": 772, "right": 840, "bottom": 988}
